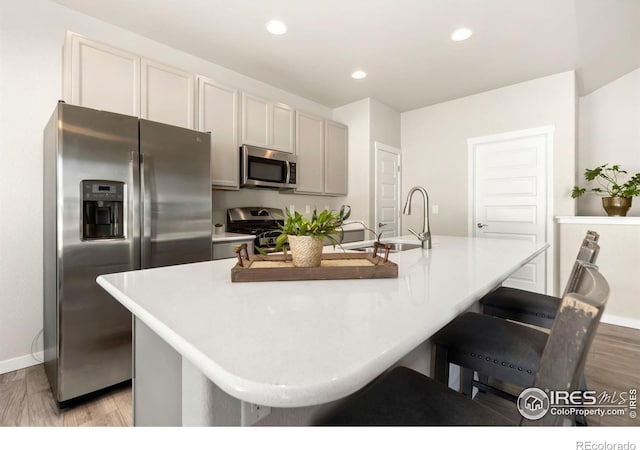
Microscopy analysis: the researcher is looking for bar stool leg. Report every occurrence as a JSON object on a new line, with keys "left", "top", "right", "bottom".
{"left": 461, "top": 368, "right": 474, "bottom": 397}
{"left": 431, "top": 343, "right": 449, "bottom": 385}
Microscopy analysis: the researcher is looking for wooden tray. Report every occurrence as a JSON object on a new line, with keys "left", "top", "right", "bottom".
{"left": 230, "top": 243, "right": 398, "bottom": 282}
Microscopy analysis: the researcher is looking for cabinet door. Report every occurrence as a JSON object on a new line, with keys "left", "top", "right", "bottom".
{"left": 324, "top": 120, "right": 348, "bottom": 195}
{"left": 212, "top": 240, "right": 254, "bottom": 260}
{"left": 241, "top": 93, "right": 269, "bottom": 147}
{"left": 197, "top": 77, "right": 239, "bottom": 189}
{"left": 66, "top": 33, "right": 140, "bottom": 116}
{"left": 141, "top": 59, "right": 194, "bottom": 128}
{"left": 270, "top": 103, "right": 295, "bottom": 153}
{"left": 295, "top": 111, "right": 325, "bottom": 194}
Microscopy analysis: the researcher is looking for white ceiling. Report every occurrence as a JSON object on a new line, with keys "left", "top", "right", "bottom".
{"left": 51, "top": 0, "right": 640, "bottom": 112}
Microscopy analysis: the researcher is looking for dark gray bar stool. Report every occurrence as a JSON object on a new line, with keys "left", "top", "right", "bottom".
{"left": 429, "top": 240, "right": 600, "bottom": 403}
{"left": 480, "top": 231, "right": 599, "bottom": 328}
{"left": 320, "top": 262, "right": 609, "bottom": 426}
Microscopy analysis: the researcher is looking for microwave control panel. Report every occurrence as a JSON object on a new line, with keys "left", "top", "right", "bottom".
{"left": 289, "top": 162, "right": 297, "bottom": 184}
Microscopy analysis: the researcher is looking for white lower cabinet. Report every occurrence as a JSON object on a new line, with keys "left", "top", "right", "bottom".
{"left": 212, "top": 240, "right": 254, "bottom": 260}
{"left": 197, "top": 77, "right": 239, "bottom": 189}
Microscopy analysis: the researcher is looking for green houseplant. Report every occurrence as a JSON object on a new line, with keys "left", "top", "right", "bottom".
{"left": 274, "top": 205, "right": 351, "bottom": 267}
{"left": 572, "top": 164, "right": 640, "bottom": 216}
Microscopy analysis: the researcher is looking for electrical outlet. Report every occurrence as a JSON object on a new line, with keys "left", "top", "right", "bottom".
{"left": 289, "top": 204, "right": 295, "bottom": 214}
{"left": 241, "top": 401, "right": 271, "bottom": 426}
{"left": 432, "top": 204, "right": 439, "bottom": 215}
{"left": 305, "top": 205, "right": 311, "bottom": 214}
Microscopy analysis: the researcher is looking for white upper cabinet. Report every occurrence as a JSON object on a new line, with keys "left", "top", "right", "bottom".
{"left": 270, "top": 102, "right": 295, "bottom": 153}
{"left": 65, "top": 32, "right": 140, "bottom": 116}
{"left": 141, "top": 59, "right": 194, "bottom": 129}
{"left": 324, "top": 120, "right": 348, "bottom": 196}
{"left": 63, "top": 33, "right": 348, "bottom": 195}
{"left": 295, "top": 111, "right": 325, "bottom": 194}
{"left": 295, "top": 114, "right": 349, "bottom": 196}
{"left": 241, "top": 93, "right": 269, "bottom": 147}
{"left": 64, "top": 33, "right": 194, "bottom": 128}
{"left": 197, "top": 76, "right": 239, "bottom": 189}
{"left": 241, "top": 93, "right": 295, "bottom": 153}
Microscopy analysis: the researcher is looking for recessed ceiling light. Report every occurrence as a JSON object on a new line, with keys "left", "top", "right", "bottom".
{"left": 451, "top": 28, "right": 473, "bottom": 41}
{"left": 351, "top": 70, "right": 367, "bottom": 80}
{"left": 266, "top": 20, "right": 287, "bottom": 35}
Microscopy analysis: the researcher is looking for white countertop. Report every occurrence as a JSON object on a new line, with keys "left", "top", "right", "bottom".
{"left": 556, "top": 215, "right": 640, "bottom": 225}
{"left": 211, "top": 231, "right": 255, "bottom": 243}
{"left": 97, "top": 235, "right": 547, "bottom": 408}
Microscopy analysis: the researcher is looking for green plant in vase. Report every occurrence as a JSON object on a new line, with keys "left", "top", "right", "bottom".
{"left": 572, "top": 164, "right": 640, "bottom": 216}
{"left": 273, "top": 205, "right": 351, "bottom": 267}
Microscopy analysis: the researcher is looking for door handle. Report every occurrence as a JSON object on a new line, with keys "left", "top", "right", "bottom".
{"left": 130, "top": 151, "right": 141, "bottom": 270}
{"left": 477, "top": 223, "right": 488, "bottom": 229}
{"left": 141, "top": 153, "right": 152, "bottom": 268}
{"left": 378, "top": 222, "right": 387, "bottom": 228}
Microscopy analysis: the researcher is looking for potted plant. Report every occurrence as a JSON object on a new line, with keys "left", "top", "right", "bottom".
{"left": 571, "top": 164, "right": 640, "bottom": 216}
{"left": 274, "top": 205, "right": 351, "bottom": 267}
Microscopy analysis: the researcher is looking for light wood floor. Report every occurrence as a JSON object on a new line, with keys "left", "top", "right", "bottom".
{"left": 475, "top": 323, "right": 640, "bottom": 426}
{"left": 0, "top": 365, "right": 132, "bottom": 426}
{"left": 1, "top": 323, "right": 638, "bottom": 427}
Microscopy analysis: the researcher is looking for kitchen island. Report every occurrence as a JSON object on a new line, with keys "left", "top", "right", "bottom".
{"left": 97, "top": 235, "right": 547, "bottom": 426}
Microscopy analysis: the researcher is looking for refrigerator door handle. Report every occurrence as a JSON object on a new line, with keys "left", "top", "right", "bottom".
{"left": 131, "top": 150, "right": 141, "bottom": 270}
{"left": 140, "top": 153, "right": 152, "bottom": 268}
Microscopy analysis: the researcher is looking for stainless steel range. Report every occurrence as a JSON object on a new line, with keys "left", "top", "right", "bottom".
{"left": 226, "top": 207, "right": 285, "bottom": 253}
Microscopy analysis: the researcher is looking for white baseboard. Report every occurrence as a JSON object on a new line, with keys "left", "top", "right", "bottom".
{"left": 0, "top": 352, "right": 44, "bottom": 375}
{"left": 601, "top": 313, "right": 640, "bottom": 330}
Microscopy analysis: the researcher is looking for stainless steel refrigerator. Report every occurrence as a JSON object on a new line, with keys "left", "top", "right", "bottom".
{"left": 43, "top": 102, "right": 212, "bottom": 403}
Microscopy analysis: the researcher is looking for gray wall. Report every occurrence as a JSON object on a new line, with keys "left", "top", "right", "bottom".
{"left": 401, "top": 71, "right": 577, "bottom": 236}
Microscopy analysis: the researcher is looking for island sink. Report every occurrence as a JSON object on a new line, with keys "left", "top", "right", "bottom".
{"left": 349, "top": 242, "right": 423, "bottom": 252}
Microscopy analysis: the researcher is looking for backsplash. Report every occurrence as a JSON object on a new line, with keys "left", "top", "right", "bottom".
{"left": 212, "top": 189, "right": 350, "bottom": 226}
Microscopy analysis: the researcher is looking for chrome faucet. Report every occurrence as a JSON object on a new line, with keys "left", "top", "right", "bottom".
{"left": 403, "top": 186, "right": 432, "bottom": 249}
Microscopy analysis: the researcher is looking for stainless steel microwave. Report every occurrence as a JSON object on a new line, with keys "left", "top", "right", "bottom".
{"left": 240, "top": 145, "right": 297, "bottom": 189}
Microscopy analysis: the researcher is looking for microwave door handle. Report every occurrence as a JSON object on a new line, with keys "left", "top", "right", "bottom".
{"left": 242, "top": 147, "right": 249, "bottom": 185}
{"left": 285, "top": 160, "right": 291, "bottom": 185}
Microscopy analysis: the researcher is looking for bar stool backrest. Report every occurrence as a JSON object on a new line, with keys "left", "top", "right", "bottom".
{"left": 563, "top": 240, "right": 600, "bottom": 297}
{"left": 522, "top": 262, "right": 609, "bottom": 426}
{"left": 585, "top": 230, "right": 599, "bottom": 243}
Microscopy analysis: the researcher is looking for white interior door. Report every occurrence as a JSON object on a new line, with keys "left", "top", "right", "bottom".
{"left": 375, "top": 142, "right": 401, "bottom": 239}
{"left": 469, "top": 127, "right": 553, "bottom": 294}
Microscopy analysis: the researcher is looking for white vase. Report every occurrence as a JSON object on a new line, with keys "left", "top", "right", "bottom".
{"left": 287, "top": 235, "right": 323, "bottom": 267}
